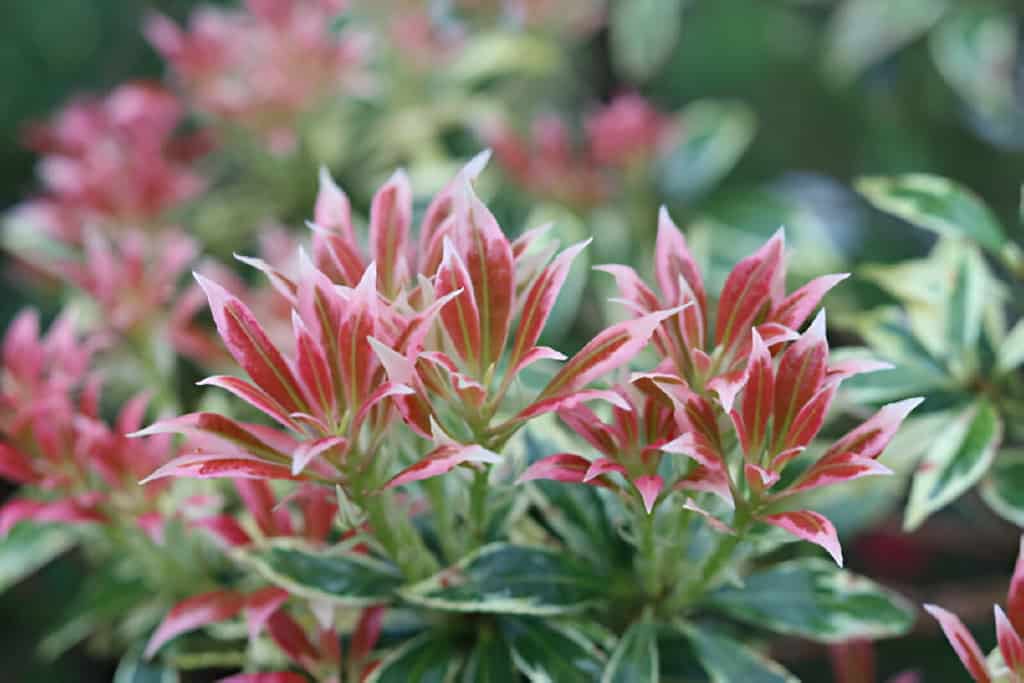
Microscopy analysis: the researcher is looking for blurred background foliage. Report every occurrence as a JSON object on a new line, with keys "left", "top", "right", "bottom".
{"left": 1, "top": 0, "right": 1023, "bottom": 680}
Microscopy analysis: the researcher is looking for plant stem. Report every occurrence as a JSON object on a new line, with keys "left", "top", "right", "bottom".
{"left": 360, "top": 490, "right": 438, "bottom": 581}
{"left": 670, "top": 504, "right": 752, "bottom": 610}
{"left": 425, "top": 477, "right": 460, "bottom": 563}
{"left": 637, "top": 508, "right": 660, "bottom": 598}
{"left": 468, "top": 467, "right": 490, "bottom": 550}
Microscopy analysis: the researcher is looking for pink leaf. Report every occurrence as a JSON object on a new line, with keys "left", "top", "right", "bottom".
{"left": 192, "top": 515, "right": 252, "bottom": 547}
{"left": 0, "top": 497, "right": 105, "bottom": 535}
{"left": 782, "top": 382, "right": 838, "bottom": 452}
{"left": 0, "top": 444, "right": 38, "bottom": 484}
{"left": 673, "top": 463, "right": 734, "bottom": 507}
{"left": 197, "top": 376, "right": 300, "bottom": 431}
{"left": 369, "top": 170, "right": 412, "bottom": 295}
{"left": 559, "top": 405, "right": 618, "bottom": 456}
{"left": 772, "top": 310, "right": 828, "bottom": 451}
{"left": 1009, "top": 536, "right": 1024, "bottom": 634}
{"left": 996, "top": 605, "right": 1024, "bottom": 676}
{"left": 707, "top": 367, "right": 747, "bottom": 414}
{"left": 924, "top": 604, "right": 991, "bottom": 683}
{"left": 761, "top": 509, "right": 843, "bottom": 566}
{"left": 634, "top": 475, "right": 663, "bottom": 514}
{"left": 536, "top": 306, "right": 685, "bottom": 405}
{"left": 594, "top": 264, "right": 660, "bottom": 314}
{"left": 770, "top": 273, "right": 849, "bottom": 330}
{"left": 740, "top": 328, "right": 774, "bottom": 455}
{"left": 454, "top": 184, "right": 516, "bottom": 368}
{"left": 655, "top": 207, "right": 706, "bottom": 315}
{"left": 245, "top": 587, "right": 289, "bottom": 643}
{"left": 218, "top": 674, "right": 307, "bottom": 683}
{"left": 583, "top": 458, "right": 626, "bottom": 482}
{"left": 744, "top": 464, "right": 780, "bottom": 492}
{"left": 141, "top": 453, "right": 300, "bottom": 484}
{"left": 517, "top": 453, "right": 592, "bottom": 484}
{"left": 386, "top": 443, "right": 500, "bottom": 488}
{"left": 508, "top": 239, "right": 590, "bottom": 373}
{"left": 132, "top": 412, "right": 291, "bottom": 462}
{"left": 337, "top": 263, "right": 381, "bottom": 410}
{"left": 196, "top": 274, "right": 305, "bottom": 414}
{"left": 715, "top": 230, "right": 784, "bottom": 352}
{"left": 823, "top": 397, "right": 924, "bottom": 462}
{"left": 292, "top": 436, "right": 347, "bottom": 476}
{"left": 351, "top": 606, "right": 386, "bottom": 667}
{"left": 516, "top": 388, "right": 630, "bottom": 421}
{"left": 315, "top": 167, "right": 355, "bottom": 243}
{"left": 267, "top": 611, "right": 319, "bottom": 667}
{"left": 786, "top": 452, "right": 892, "bottom": 496}
{"left": 436, "top": 238, "right": 482, "bottom": 367}
{"left": 145, "top": 590, "right": 245, "bottom": 658}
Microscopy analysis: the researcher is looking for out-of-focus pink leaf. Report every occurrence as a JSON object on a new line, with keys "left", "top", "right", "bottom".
{"left": 192, "top": 515, "right": 252, "bottom": 547}
{"left": 996, "top": 605, "right": 1024, "bottom": 677}
{"left": 245, "top": 587, "right": 289, "bottom": 643}
{"left": 0, "top": 444, "right": 37, "bottom": 484}
{"left": 761, "top": 509, "right": 843, "bottom": 566}
{"left": 145, "top": 590, "right": 245, "bottom": 658}
{"left": 924, "top": 604, "right": 991, "bottom": 683}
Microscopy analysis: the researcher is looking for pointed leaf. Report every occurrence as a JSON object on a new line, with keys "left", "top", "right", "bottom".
{"left": 364, "top": 631, "right": 462, "bottom": 683}
{"left": 386, "top": 443, "right": 500, "bottom": 489}
{"left": 680, "top": 623, "right": 798, "bottom": 683}
{"left": 761, "top": 510, "right": 843, "bottom": 566}
{"left": 400, "top": 543, "right": 603, "bottom": 615}
{"left": 923, "top": 604, "right": 991, "bottom": 683}
{"left": 500, "top": 616, "right": 606, "bottom": 682}
{"left": 707, "top": 559, "right": 915, "bottom": 643}
{"left": 601, "top": 619, "right": 658, "bottom": 683}
{"left": 144, "top": 590, "right": 245, "bottom": 658}
{"left": 234, "top": 539, "right": 403, "bottom": 606}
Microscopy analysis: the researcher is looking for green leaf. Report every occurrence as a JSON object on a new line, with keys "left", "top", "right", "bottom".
{"left": 981, "top": 450, "right": 1024, "bottom": 527}
{"left": 39, "top": 571, "right": 150, "bottom": 659}
{"left": 657, "top": 100, "right": 756, "bottom": 202}
{"left": 824, "top": 0, "right": 950, "bottom": 84}
{"left": 904, "top": 400, "right": 1003, "bottom": 531}
{"left": 461, "top": 628, "right": 515, "bottom": 683}
{"left": 610, "top": 0, "right": 685, "bottom": 81}
{"left": 856, "top": 174, "right": 1007, "bottom": 252}
{"left": 400, "top": 543, "right": 603, "bottom": 615}
{"left": 602, "top": 619, "right": 659, "bottom": 683}
{"left": 365, "top": 632, "right": 463, "bottom": 683}
{"left": 997, "top": 319, "right": 1024, "bottom": 373}
{"left": 448, "top": 32, "right": 562, "bottom": 84}
{"left": 500, "top": 617, "right": 606, "bottom": 682}
{"left": 707, "top": 558, "right": 915, "bottom": 643}
{"left": 679, "top": 623, "right": 797, "bottom": 683}
{"left": 113, "top": 655, "right": 179, "bottom": 683}
{"left": 945, "top": 246, "right": 987, "bottom": 360}
{"left": 234, "top": 539, "right": 403, "bottom": 606}
{"left": 0, "top": 521, "right": 75, "bottom": 595}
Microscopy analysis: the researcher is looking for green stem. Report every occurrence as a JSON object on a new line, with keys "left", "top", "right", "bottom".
{"left": 636, "top": 508, "right": 660, "bottom": 598}
{"left": 671, "top": 504, "right": 752, "bottom": 609}
{"left": 468, "top": 467, "right": 490, "bottom": 550}
{"left": 425, "top": 477, "right": 460, "bottom": 563}
{"left": 360, "top": 490, "right": 438, "bottom": 581}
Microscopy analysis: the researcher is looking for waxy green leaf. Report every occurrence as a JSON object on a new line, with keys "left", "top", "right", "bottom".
{"left": 981, "top": 450, "right": 1024, "bottom": 527}
{"left": 602, "top": 619, "right": 659, "bottom": 683}
{"left": 680, "top": 623, "right": 797, "bottom": 683}
{"left": 235, "top": 539, "right": 403, "bottom": 606}
{"left": 460, "top": 629, "right": 516, "bottom": 683}
{"left": 400, "top": 543, "right": 603, "bottom": 615}
{"left": 707, "top": 558, "right": 915, "bottom": 643}
{"left": 501, "top": 617, "right": 606, "bottom": 682}
{"left": 905, "top": 400, "right": 1002, "bottom": 530}
{"left": 857, "top": 174, "right": 1007, "bottom": 252}
{"left": 0, "top": 521, "right": 75, "bottom": 595}
{"left": 365, "top": 631, "right": 463, "bottom": 683}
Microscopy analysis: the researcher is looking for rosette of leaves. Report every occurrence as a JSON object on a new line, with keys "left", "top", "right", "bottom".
{"left": 850, "top": 173, "right": 1024, "bottom": 530}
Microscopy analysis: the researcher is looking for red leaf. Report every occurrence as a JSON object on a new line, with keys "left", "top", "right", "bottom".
{"left": 823, "top": 397, "right": 924, "bottom": 462}
{"left": 235, "top": 479, "right": 280, "bottom": 537}
{"left": 924, "top": 604, "right": 991, "bottom": 683}
{"left": 0, "top": 443, "right": 38, "bottom": 484}
{"left": 583, "top": 457, "right": 626, "bottom": 482}
{"left": 369, "top": 170, "right": 412, "bottom": 295}
{"left": 1009, "top": 536, "right": 1024, "bottom": 634}
{"left": 655, "top": 207, "right": 707, "bottom": 316}
{"left": 536, "top": 307, "right": 684, "bottom": 405}
{"left": 337, "top": 264, "right": 381, "bottom": 411}
{"left": 740, "top": 328, "right": 774, "bottom": 455}
{"left": 291, "top": 436, "right": 347, "bottom": 476}
{"left": 0, "top": 497, "right": 106, "bottom": 535}
{"left": 132, "top": 412, "right": 291, "bottom": 462}
{"left": 145, "top": 590, "right": 245, "bottom": 658}
{"left": 267, "top": 610, "right": 319, "bottom": 667}
{"left": 770, "top": 273, "right": 848, "bottom": 330}
{"left": 454, "top": 184, "right": 516, "bottom": 368}
{"left": 197, "top": 376, "right": 299, "bottom": 431}
{"left": 744, "top": 463, "right": 780, "bottom": 493}
{"left": 771, "top": 310, "right": 828, "bottom": 452}
{"left": 634, "top": 474, "right": 663, "bottom": 514}
{"left": 517, "top": 453, "right": 592, "bottom": 484}
{"left": 196, "top": 274, "right": 305, "bottom": 414}
{"left": 436, "top": 238, "right": 482, "bottom": 367}
{"left": 192, "top": 515, "right": 252, "bottom": 547}
{"left": 786, "top": 452, "right": 892, "bottom": 495}
{"left": 996, "top": 605, "right": 1024, "bottom": 676}
{"left": 559, "top": 405, "right": 618, "bottom": 456}
{"left": 245, "top": 587, "right": 289, "bottom": 643}
{"left": 782, "top": 382, "right": 838, "bottom": 452}
{"left": 218, "top": 674, "right": 307, "bottom": 683}
{"left": 141, "top": 453, "right": 300, "bottom": 484}
{"left": 761, "top": 509, "right": 843, "bottom": 566}
{"left": 509, "top": 239, "right": 590, "bottom": 373}
{"left": 292, "top": 312, "right": 336, "bottom": 423}
{"left": 386, "top": 442, "right": 500, "bottom": 488}
{"left": 715, "top": 230, "right": 784, "bottom": 351}
{"left": 351, "top": 606, "right": 386, "bottom": 667}
{"left": 707, "top": 367, "right": 747, "bottom": 414}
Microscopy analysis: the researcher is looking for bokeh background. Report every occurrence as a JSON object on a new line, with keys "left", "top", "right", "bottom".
{"left": 1, "top": 0, "right": 1022, "bottom": 680}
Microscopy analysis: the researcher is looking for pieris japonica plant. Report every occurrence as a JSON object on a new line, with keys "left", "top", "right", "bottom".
{"left": 0, "top": 154, "right": 926, "bottom": 681}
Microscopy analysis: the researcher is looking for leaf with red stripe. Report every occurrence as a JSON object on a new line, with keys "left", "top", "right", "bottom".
{"left": 782, "top": 382, "right": 838, "bottom": 452}
{"left": 996, "top": 605, "right": 1024, "bottom": 677}
{"left": 924, "top": 604, "right": 991, "bottom": 683}
{"left": 386, "top": 442, "right": 500, "bottom": 488}
{"left": 533, "top": 307, "right": 684, "bottom": 409}
{"left": 771, "top": 310, "right": 828, "bottom": 452}
{"left": 351, "top": 606, "right": 386, "bottom": 668}
{"left": 1009, "top": 536, "right": 1024, "bottom": 634}
{"left": 291, "top": 312, "right": 336, "bottom": 423}
{"left": 131, "top": 412, "right": 292, "bottom": 462}
{"left": 196, "top": 274, "right": 305, "bottom": 414}
{"left": 315, "top": 166, "right": 356, "bottom": 244}
{"left": 508, "top": 239, "right": 590, "bottom": 374}
{"left": 715, "top": 230, "right": 784, "bottom": 352}
{"left": 369, "top": 170, "right": 412, "bottom": 295}
{"left": 655, "top": 207, "right": 706, "bottom": 315}
{"left": 770, "top": 273, "right": 849, "bottom": 330}
{"left": 739, "top": 328, "right": 774, "bottom": 456}
{"left": 435, "top": 238, "right": 482, "bottom": 368}
{"left": 761, "top": 509, "right": 843, "bottom": 566}
{"left": 517, "top": 453, "right": 592, "bottom": 484}
{"left": 338, "top": 264, "right": 381, "bottom": 410}
{"left": 144, "top": 590, "right": 245, "bottom": 658}
{"left": 454, "top": 183, "right": 515, "bottom": 369}
{"left": 218, "top": 673, "right": 307, "bottom": 683}
{"left": 823, "top": 397, "right": 924, "bottom": 462}
{"left": 141, "top": 453, "right": 300, "bottom": 484}
{"left": 785, "top": 452, "right": 892, "bottom": 496}
{"left": 634, "top": 475, "right": 663, "bottom": 514}
{"left": 245, "top": 586, "right": 289, "bottom": 642}
{"left": 267, "top": 610, "right": 319, "bottom": 669}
